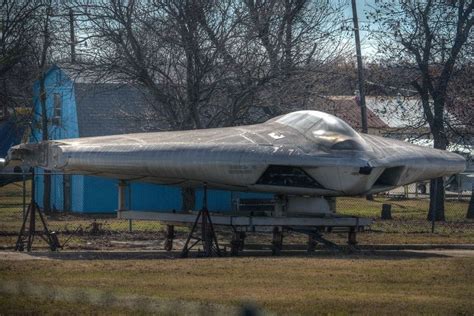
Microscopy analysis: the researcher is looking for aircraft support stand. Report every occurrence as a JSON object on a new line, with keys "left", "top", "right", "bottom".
{"left": 348, "top": 228, "right": 358, "bottom": 248}
{"left": 288, "top": 227, "right": 340, "bottom": 251}
{"left": 307, "top": 234, "right": 318, "bottom": 252}
{"left": 181, "top": 184, "right": 222, "bottom": 257}
{"left": 230, "top": 231, "right": 246, "bottom": 256}
{"left": 15, "top": 170, "right": 60, "bottom": 252}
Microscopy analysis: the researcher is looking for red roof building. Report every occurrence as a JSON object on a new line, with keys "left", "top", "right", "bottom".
{"left": 309, "top": 96, "right": 389, "bottom": 135}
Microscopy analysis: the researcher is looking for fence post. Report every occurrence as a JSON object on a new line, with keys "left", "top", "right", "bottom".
{"left": 381, "top": 204, "right": 392, "bottom": 220}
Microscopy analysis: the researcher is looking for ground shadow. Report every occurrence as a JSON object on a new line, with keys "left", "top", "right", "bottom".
{"left": 23, "top": 248, "right": 454, "bottom": 261}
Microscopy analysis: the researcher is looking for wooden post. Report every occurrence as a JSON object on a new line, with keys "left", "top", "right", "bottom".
{"left": 381, "top": 204, "right": 392, "bottom": 220}
{"left": 230, "top": 231, "right": 246, "bottom": 256}
{"left": 272, "top": 227, "right": 283, "bottom": 256}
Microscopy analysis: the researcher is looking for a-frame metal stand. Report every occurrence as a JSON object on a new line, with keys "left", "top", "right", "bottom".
{"left": 287, "top": 227, "right": 342, "bottom": 251}
{"left": 15, "top": 170, "right": 61, "bottom": 252}
{"left": 181, "top": 184, "right": 222, "bottom": 257}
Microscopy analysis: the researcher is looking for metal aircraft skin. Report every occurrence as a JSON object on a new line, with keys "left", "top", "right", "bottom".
{"left": 6, "top": 110, "right": 466, "bottom": 196}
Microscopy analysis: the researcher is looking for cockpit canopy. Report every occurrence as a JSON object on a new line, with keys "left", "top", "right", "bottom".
{"left": 268, "top": 110, "right": 368, "bottom": 151}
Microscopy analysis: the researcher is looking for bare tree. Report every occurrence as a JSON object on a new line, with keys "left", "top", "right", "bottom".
{"left": 369, "top": 0, "right": 473, "bottom": 220}
{"left": 36, "top": 3, "right": 55, "bottom": 212}
{"left": 0, "top": 1, "right": 43, "bottom": 112}
{"left": 73, "top": 0, "right": 349, "bottom": 127}
{"left": 0, "top": 1, "right": 56, "bottom": 211}
{"left": 73, "top": 0, "right": 219, "bottom": 130}
{"left": 243, "top": 0, "right": 344, "bottom": 74}
{"left": 202, "top": 0, "right": 349, "bottom": 125}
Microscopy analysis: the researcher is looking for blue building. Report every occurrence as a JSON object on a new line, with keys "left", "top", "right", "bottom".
{"left": 32, "top": 65, "right": 270, "bottom": 213}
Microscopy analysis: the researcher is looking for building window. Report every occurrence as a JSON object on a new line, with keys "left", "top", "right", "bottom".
{"left": 52, "top": 93, "right": 61, "bottom": 125}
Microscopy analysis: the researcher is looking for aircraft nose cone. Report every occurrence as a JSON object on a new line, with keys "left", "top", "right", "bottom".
{"left": 447, "top": 151, "right": 467, "bottom": 173}
{"left": 429, "top": 149, "right": 466, "bottom": 176}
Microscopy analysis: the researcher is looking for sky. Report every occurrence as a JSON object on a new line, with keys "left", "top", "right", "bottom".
{"left": 342, "top": 0, "right": 379, "bottom": 56}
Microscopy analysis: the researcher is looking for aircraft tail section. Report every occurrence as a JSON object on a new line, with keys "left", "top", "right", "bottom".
{"left": 6, "top": 142, "right": 50, "bottom": 168}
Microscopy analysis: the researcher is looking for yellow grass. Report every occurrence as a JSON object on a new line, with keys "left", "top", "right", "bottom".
{"left": 0, "top": 255, "right": 473, "bottom": 315}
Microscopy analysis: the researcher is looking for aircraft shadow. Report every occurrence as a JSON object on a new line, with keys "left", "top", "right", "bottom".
{"left": 26, "top": 249, "right": 451, "bottom": 261}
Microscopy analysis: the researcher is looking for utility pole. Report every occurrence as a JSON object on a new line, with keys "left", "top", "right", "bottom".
{"left": 351, "top": 0, "right": 368, "bottom": 134}
{"left": 40, "top": 5, "right": 52, "bottom": 213}
{"left": 69, "top": 8, "right": 76, "bottom": 63}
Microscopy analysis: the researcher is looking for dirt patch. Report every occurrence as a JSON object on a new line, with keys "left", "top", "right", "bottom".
{"left": 406, "top": 249, "right": 474, "bottom": 257}
{"left": 0, "top": 251, "right": 52, "bottom": 261}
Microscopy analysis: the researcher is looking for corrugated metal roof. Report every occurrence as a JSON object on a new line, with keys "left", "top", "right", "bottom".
{"left": 365, "top": 97, "right": 472, "bottom": 134}
{"left": 365, "top": 97, "right": 427, "bottom": 128}
{"left": 74, "top": 83, "right": 168, "bottom": 137}
{"left": 58, "top": 63, "right": 122, "bottom": 84}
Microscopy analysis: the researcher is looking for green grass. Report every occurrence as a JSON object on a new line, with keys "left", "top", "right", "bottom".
{"left": 337, "top": 196, "right": 474, "bottom": 237}
{"left": 337, "top": 196, "right": 470, "bottom": 220}
{"left": 0, "top": 255, "right": 473, "bottom": 315}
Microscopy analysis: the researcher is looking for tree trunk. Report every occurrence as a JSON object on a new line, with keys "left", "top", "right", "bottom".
{"left": 427, "top": 177, "right": 445, "bottom": 221}
{"left": 427, "top": 121, "right": 447, "bottom": 221}
{"left": 467, "top": 185, "right": 474, "bottom": 219}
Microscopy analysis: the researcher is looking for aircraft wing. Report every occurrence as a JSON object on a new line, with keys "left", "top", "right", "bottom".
{"left": 6, "top": 110, "right": 466, "bottom": 196}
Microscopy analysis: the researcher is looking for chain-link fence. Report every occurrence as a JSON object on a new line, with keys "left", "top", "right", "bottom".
{"left": 0, "top": 172, "right": 166, "bottom": 250}
{"left": 1, "top": 172, "right": 473, "bottom": 250}
{"left": 338, "top": 182, "right": 473, "bottom": 233}
{"left": 337, "top": 183, "right": 474, "bottom": 245}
